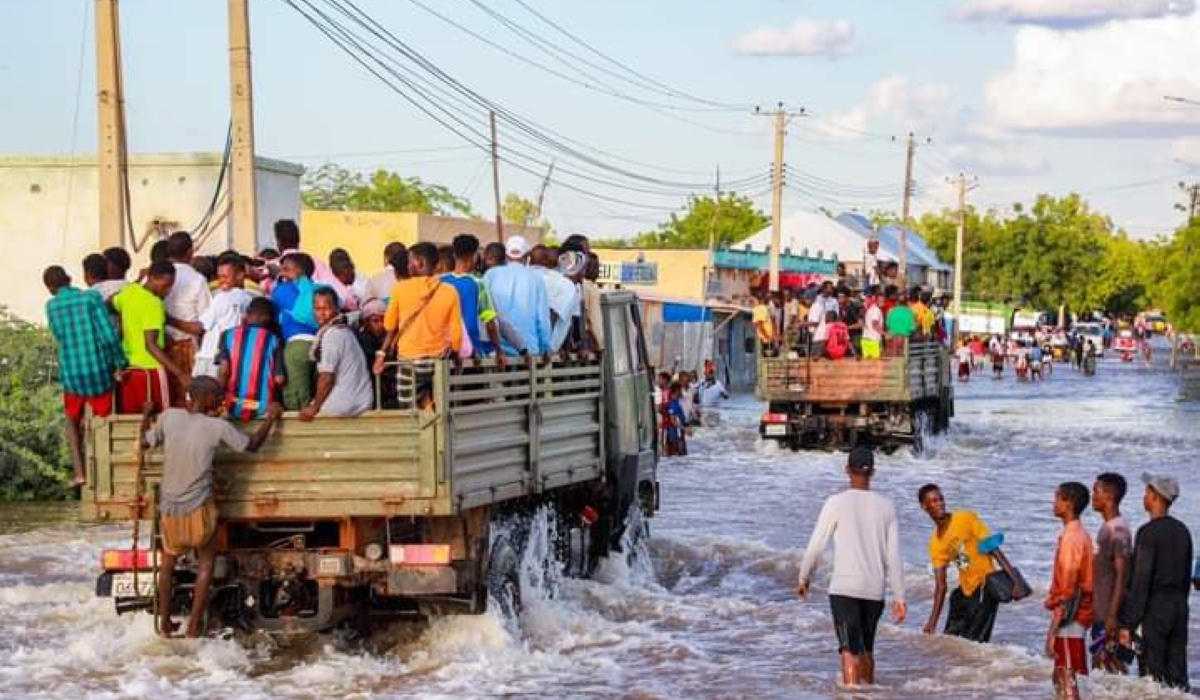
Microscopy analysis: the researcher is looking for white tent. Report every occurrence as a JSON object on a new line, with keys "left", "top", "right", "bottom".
{"left": 738, "top": 209, "right": 889, "bottom": 264}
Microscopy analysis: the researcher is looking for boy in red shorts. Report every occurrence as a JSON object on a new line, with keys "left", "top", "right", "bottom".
{"left": 1046, "top": 482, "right": 1094, "bottom": 700}
{"left": 43, "top": 265, "right": 128, "bottom": 488}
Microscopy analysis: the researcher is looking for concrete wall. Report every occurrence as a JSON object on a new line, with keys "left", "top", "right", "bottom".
{"left": 300, "top": 210, "right": 543, "bottom": 274}
{"left": 0, "top": 153, "right": 302, "bottom": 322}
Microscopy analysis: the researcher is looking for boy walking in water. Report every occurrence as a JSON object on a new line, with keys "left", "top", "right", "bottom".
{"left": 797, "top": 447, "right": 906, "bottom": 687}
{"left": 1090, "top": 473, "right": 1132, "bottom": 673}
{"left": 917, "top": 484, "right": 1000, "bottom": 642}
{"left": 1045, "top": 482, "right": 1094, "bottom": 700}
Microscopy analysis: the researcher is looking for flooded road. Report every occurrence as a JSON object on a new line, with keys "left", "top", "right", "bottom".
{"left": 2, "top": 355, "right": 1198, "bottom": 699}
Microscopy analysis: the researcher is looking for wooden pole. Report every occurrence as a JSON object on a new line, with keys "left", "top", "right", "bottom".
{"left": 228, "top": 0, "right": 260, "bottom": 253}
{"left": 490, "top": 110, "right": 505, "bottom": 243}
{"left": 95, "top": 0, "right": 125, "bottom": 249}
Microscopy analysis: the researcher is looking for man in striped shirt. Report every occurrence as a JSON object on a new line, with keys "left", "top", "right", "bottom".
{"left": 217, "top": 297, "right": 285, "bottom": 421}
{"left": 43, "top": 265, "right": 128, "bottom": 488}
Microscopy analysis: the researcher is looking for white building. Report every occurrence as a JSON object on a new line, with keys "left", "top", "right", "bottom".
{"left": 0, "top": 153, "right": 302, "bottom": 322}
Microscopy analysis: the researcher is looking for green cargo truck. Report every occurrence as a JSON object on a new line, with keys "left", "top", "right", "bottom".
{"left": 83, "top": 290, "right": 659, "bottom": 634}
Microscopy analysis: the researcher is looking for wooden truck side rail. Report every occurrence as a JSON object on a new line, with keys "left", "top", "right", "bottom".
{"left": 755, "top": 340, "right": 947, "bottom": 404}
{"left": 82, "top": 358, "right": 604, "bottom": 522}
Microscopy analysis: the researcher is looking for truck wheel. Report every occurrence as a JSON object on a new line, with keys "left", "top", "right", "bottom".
{"left": 910, "top": 409, "right": 929, "bottom": 455}
{"left": 487, "top": 539, "right": 523, "bottom": 619}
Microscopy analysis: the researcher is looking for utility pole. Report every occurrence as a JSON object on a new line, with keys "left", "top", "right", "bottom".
{"left": 95, "top": 0, "right": 126, "bottom": 250}
{"left": 533, "top": 160, "right": 555, "bottom": 223}
{"left": 900, "top": 132, "right": 915, "bottom": 287}
{"left": 754, "top": 104, "right": 802, "bottom": 292}
{"left": 951, "top": 173, "right": 978, "bottom": 327}
{"left": 769, "top": 109, "right": 786, "bottom": 292}
{"left": 489, "top": 110, "right": 504, "bottom": 243}
{"left": 1178, "top": 181, "right": 1199, "bottom": 222}
{"left": 228, "top": 0, "right": 259, "bottom": 253}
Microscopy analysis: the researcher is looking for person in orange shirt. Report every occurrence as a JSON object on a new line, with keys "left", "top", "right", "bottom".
{"left": 373, "top": 242, "right": 463, "bottom": 408}
{"left": 1045, "top": 482, "right": 1094, "bottom": 700}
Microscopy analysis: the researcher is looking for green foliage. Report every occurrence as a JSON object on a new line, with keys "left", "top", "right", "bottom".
{"left": 634, "top": 193, "right": 768, "bottom": 248}
{"left": 915, "top": 193, "right": 1175, "bottom": 318}
{"left": 501, "top": 192, "right": 554, "bottom": 238}
{"left": 0, "top": 309, "right": 72, "bottom": 500}
{"left": 301, "top": 163, "right": 475, "bottom": 217}
{"left": 1157, "top": 219, "right": 1200, "bottom": 331}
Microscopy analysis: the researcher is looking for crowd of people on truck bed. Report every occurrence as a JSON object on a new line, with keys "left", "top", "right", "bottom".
{"left": 751, "top": 279, "right": 948, "bottom": 362}
{"left": 799, "top": 447, "right": 1196, "bottom": 698}
{"left": 42, "top": 220, "right": 606, "bottom": 489}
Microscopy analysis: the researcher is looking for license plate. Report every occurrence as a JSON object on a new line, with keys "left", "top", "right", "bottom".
{"left": 764, "top": 424, "right": 788, "bottom": 436}
{"left": 111, "top": 572, "right": 156, "bottom": 598}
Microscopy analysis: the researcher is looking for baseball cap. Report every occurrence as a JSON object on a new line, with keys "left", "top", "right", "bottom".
{"left": 1142, "top": 472, "right": 1180, "bottom": 503}
{"left": 505, "top": 235, "right": 531, "bottom": 260}
{"left": 848, "top": 445, "right": 875, "bottom": 472}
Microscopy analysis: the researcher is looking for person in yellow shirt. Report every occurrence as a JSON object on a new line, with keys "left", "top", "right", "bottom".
{"left": 751, "top": 289, "right": 777, "bottom": 356}
{"left": 909, "top": 287, "right": 935, "bottom": 338}
{"left": 918, "top": 483, "right": 1000, "bottom": 642}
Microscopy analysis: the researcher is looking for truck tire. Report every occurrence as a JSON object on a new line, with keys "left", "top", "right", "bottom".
{"left": 486, "top": 539, "right": 522, "bottom": 619}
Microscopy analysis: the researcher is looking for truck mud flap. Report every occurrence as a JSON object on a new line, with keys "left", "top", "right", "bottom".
{"left": 605, "top": 454, "right": 639, "bottom": 550}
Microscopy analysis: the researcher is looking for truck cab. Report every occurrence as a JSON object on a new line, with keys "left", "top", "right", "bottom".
{"left": 84, "top": 290, "right": 658, "bottom": 634}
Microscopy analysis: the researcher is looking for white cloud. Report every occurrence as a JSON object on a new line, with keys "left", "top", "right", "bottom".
{"left": 731, "top": 19, "right": 855, "bottom": 58}
{"left": 811, "top": 77, "right": 953, "bottom": 139}
{"left": 956, "top": 0, "right": 1194, "bottom": 28}
{"left": 984, "top": 13, "right": 1200, "bottom": 136}
{"left": 1171, "top": 137, "right": 1200, "bottom": 164}
{"left": 947, "top": 142, "right": 1050, "bottom": 176}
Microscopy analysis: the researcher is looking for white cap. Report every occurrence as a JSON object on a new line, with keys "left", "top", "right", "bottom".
{"left": 506, "top": 235, "right": 531, "bottom": 260}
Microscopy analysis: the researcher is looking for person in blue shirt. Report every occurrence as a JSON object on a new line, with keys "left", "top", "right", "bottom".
{"left": 483, "top": 235, "right": 552, "bottom": 357}
{"left": 270, "top": 253, "right": 322, "bottom": 409}
{"left": 441, "top": 234, "right": 506, "bottom": 368}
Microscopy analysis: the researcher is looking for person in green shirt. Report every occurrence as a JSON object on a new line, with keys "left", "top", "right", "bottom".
{"left": 885, "top": 292, "right": 916, "bottom": 338}
{"left": 112, "top": 260, "right": 191, "bottom": 413}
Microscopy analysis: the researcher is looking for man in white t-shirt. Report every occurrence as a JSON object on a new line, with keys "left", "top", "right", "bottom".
{"left": 163, "top": 231, "right": 212, "bottom": 385}
{"left": 797, "top": 446, "right": 907, "bottom": 687}
{"left": 807, "top": 282, "right": 836, "bottom": 357}
{"left": 861, "top": 287, "right": 885, "bottom": 360}
{"left": 864, "top": 239, "right": 883, "bottom": 288}
{"left": 698, "top": 365, "right": 728, "bottom": 428}
{"left": 194, "top": 255, "right": 254, "bottom": 378}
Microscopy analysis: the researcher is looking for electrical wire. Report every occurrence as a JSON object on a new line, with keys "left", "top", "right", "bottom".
{"left": 60, "top": 0, "right": 89, "bottom": 259}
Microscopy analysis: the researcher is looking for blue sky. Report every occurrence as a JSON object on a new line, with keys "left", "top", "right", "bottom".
{"left": 3, "top": 0, "right": 1198, "bottom": 239}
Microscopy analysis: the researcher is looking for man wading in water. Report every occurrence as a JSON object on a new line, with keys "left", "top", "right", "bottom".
{"left": 918, "top": 484, "right": 1000, "bottom": 642}
{"left": 797, "top": 447, "right": 906, "bottom": 687}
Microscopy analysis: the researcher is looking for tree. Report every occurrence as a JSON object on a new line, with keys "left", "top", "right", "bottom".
{"left": 0, "top": 309, "right": 72, "bottom": 500}
{"left": 635, "top": 193, "right": 768, "bottom": 248}
{"left": 1157, "top": 219, "right": 1200, "bottom": 331}
{"left": 301, "top": 163, "right": 475, "bottom": 217}
{"left": 501, "top": 192, "right": 554, "bottom": 237}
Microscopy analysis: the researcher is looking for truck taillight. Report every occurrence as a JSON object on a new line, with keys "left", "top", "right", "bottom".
{"left": 102, "top": 549, "right": 151, "bottom": 570}
{"left": 389, "top": 544, "right": 451, "bottom": 566}
{"left": 762, "top": 413, "right": 789, "bottom": 424}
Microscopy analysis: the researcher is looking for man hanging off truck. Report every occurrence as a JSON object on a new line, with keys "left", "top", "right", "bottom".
{"left": 141, "top": 376, "right": 282, "bottom": 637}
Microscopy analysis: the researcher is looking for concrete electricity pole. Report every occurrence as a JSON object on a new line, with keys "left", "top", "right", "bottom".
{"left": 755, "top": 104, "right": 803, "bottom": 292}
{"left": 490, "top": 110, "right": 505, "bottom": 243}
{"left": 899, "top": 132, "right": 915, "bottom": 287}
{"left": 228, "top": 0, "right": 260, "bottom": 253}
{"left": 95, "top": 0, "right": 127, "bottom": 250}
{"left": 533, "top": 160, "right": 555, "bottom": 223}
{"left": 951, "top": 173, "right": 979, "bottom": 325}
